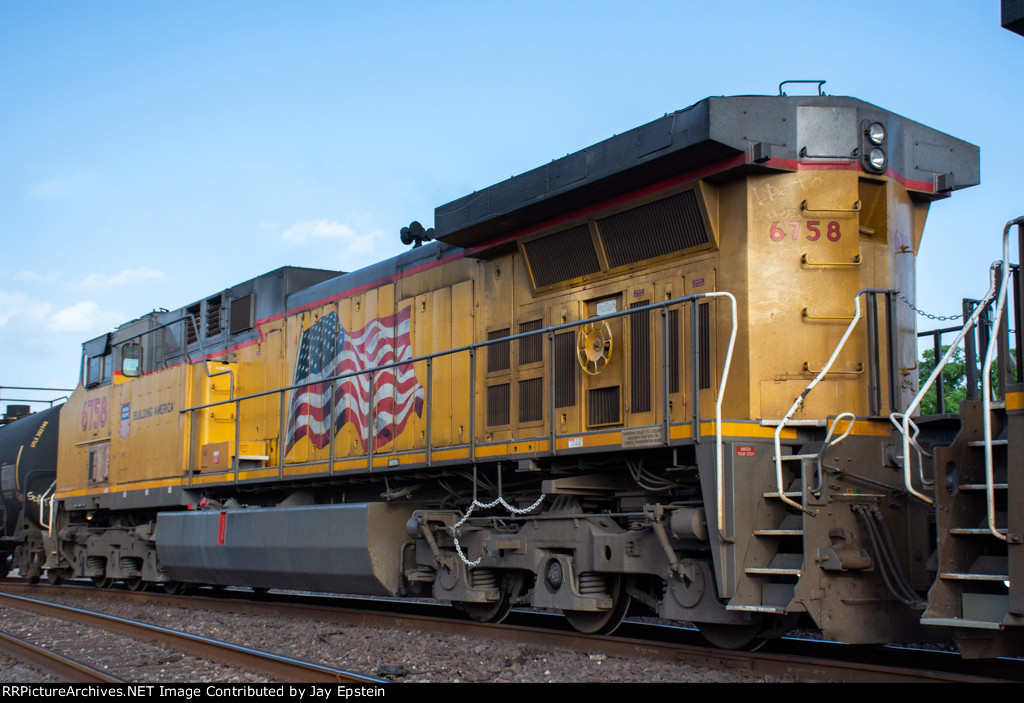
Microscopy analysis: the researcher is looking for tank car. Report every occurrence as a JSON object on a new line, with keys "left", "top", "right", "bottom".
{"left": 25, "top": 90, "right": 1024, "bottom": 657}
{"left": 0, "top": 404, "right": 61, "bottom": 580}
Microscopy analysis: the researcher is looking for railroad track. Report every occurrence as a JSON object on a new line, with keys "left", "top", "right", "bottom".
{"left": 2, "top": 580, "right": 1020, "bottom": 683}
{"left": 0, "top": 589, "right": 385, "bottom": 684}
{"left": 0, "top": 628, "right": 120, "bottom": 682}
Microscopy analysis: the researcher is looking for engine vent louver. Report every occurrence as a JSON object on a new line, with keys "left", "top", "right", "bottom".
{"left": 699, "top": 302, "right": 711, "bottom": 389}
{"left": 487, "top": 328, "right": 510, "bottom": 372}
{"left": 523, "top": 224, "right": 601, "bottom": 288}
{"left": 230, "top": 294, "right": 254, "bottom": 335}
{"left": 668, "top": 308, "right": 680, "bottom": 393}
{"left": 587, "top": 386, "right": 621, "bottom": 427}
{"left": 598, "top": 190, "right": 708, "bottom": 269}
{"left": 554, "top": 331, "right": 577, "bottom": 408}
{"left": 518, "top": 319, "right": 543, "bottom": 364}
{"left": 185, "top": 304, "right": 201, "bottom": 345}
{"left": 519, "top": 377, "right": 543, "bottom": 423}
{"left": 206, "top": 295, "right": 223, "bottom": 337}
{"left": 487, "top": 383, "right": 510, "bottom": 427}
{"left": 630, "top": 302, "right": 651, "bottom": 413}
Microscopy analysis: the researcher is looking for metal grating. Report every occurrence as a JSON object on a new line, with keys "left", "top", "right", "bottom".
{"left": 487, "top": 328, "right": 510, "bottom": 372}
{"left": 230, "top": 294, "right": 254, "bottom": 334}
{"left": 668, "top": 308, "right": 680, "bottom": 393}
{"left": 206, "top": 295, "right": 222, "bottom": 337}
{"left": 598, "top": 190, "right": 708, "bottom": 269}
{"left": 487, "top": 383, "right": 510, "bottom": 427}
{"left": 185, "top": 304, "right": 201, "bottom": 345}
{"left": 518, "top": 319, "right": 543, "bottom": 364}
{"left": 699, "top": 302, "right": 710, "bottom": 389}
{"left": 523, "top": 224, "right": 601, "bottom": 288}
{"left": 519, "top": 377, "right": 543, "bottom": 423}
{"left": 587, "top": 386, "right": 621, "bottom": 427}
{"left": 554, "top": 331, "right": 576, "bottom": 408}
{"left": 630, "top": 301, "right": 651, "bottom": 413}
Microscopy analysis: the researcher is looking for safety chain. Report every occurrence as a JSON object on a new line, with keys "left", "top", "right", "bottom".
{"left": 897, "top": 293, "right": 963, "bottom": 322}
{"left": 899, "top": 285, "right": 1004, "bottom": 325}
{"left": 450, "top": 494, "right": 546, "bottom": 567}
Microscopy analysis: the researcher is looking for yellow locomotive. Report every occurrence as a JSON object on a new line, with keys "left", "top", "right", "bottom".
{"left": 18, "top": 90, "right": 1024, "bottom": 657}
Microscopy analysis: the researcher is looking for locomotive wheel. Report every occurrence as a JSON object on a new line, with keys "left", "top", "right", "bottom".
{"left": 91, "top": 577, "right": 113, "bottom": 589}
{"left": 163, "top": 581, "right": 190, "bottom": 595}
{"left": 125, "top": 578, "right": 146, "bottom": 592}
{"left": 0, "top": 554, "right": 9, "bottom": 579}
{"left": 563, "top": 574, "right": 631, "bottom": 635}
{"left": 460, "top": 572, "right": 523, "bottom": 624}
{"left": 696, "top": 621, "right": 766, "bottom": 650}
{"left": 46, "top": 570, "right": 65, "bottom": 585}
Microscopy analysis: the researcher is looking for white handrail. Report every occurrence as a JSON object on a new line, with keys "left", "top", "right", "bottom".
{"left": 892, "top": 215, "right": 1021, "bottom": 514}
{"left": 772, "top": 290, "right": 872, "bottom": 512}
{"left": 890, "top": 270, "right": 995, "bottom": 506}
{"left": 708, "top": 292, "right": 738, "bottom": 542}
{"left": 980, "top": 217, "right": 1021, "bottom": 540}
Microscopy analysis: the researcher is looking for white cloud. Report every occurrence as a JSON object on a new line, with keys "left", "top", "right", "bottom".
{"left": 46, "top": 301, "right": 124, "bottom": 333}
{"left": 0, "top": 290, "right": 52, "bottom": 327}
{"left": 13, "top": 270, "right": 62, "bottom": 284}
{"left": 281, "top": 219, "right": 379, "bottom": 255}
{"left": 79, "top": 268, "right": 165, "bottom": 289}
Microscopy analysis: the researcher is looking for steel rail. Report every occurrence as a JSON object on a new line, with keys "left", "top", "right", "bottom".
{"left": 3, "top": 583, "right": 1018, "bottom": 683}
{"left": 0, "top": 628, "right": 123, "bottom": 682}
{"left": 0, "top": 591, "right": 385, "bottom": 684}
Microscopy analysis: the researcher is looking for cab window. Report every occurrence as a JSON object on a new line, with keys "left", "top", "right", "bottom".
{"left": 83, "top": 334, "right": 112, "bottom": 388}
{"left": 122, "top": 342, "right": 142, "bottom": 378}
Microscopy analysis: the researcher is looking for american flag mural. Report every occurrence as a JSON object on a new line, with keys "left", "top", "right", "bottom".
{"left": 285, "top": 306, "right": 424, "bottom": 453}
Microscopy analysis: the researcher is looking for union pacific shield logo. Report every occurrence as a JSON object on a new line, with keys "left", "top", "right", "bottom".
{"left": 120, "top": 403, "right": 130, "bottom": 439}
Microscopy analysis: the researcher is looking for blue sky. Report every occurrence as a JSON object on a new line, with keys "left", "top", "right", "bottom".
{"left": 2, "top": 1, "right": 1021, "bottom": 410}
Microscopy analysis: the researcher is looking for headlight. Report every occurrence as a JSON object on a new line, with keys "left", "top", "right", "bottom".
{"left": 867, "top": 147, "right": 887, "bottom": 171}
{"left": 866, "top": 122, "right": 886, "bottom": 145}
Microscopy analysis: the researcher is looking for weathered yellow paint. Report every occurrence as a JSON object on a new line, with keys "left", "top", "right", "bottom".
{"left": 114, "top": 365, "right": 190, "bottom": 484}
{"left": 474, "top": 443, "right": 511, "bottom": 458}
{"left": 451, "top": 279, "right": 474, "bottom": 445}
{"left": 1007, "top": 391, "right": 1024, "bottom": 412}
{"left": 430, "top": 448, "right": 472, "bottom": 463}
{"left": 57, "top": 168, "right": 935, "bottom": 495}
{"left": 555, "top": 432, "right": 623, "bottom": 450}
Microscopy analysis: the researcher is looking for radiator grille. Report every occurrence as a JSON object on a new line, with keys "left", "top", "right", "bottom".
{"left": 185, "top": 304, "right": 201, "bottom": 344}
{"left": 518, "top": 319, "right": 543, "bottom": 364}
{"left": 523, "top": 224, "right": 601, "bottom": 287}
{"left": 554, "top": 331, "right": 576, "bottom": 408}
{"left": 487, "top": 383, "right": 510, "bottom": 426}
{"left": 205, "top": 295, "right": 223, "bottom": 337}
{"left": 668, "top": 308, "right": 680, "bottom": 393}
{"left": 699, "top": 302, "right": 710, "bottom": 389}
{"left": 587, "top": 386, "right": 621, "bottom": 427}
{"left": 630, "top": 301, "right": 651, "bottom": 413}
{"left": 519, "top": 377, "right": 543, "bottom": 423}
{"left": 598, "top": 190, "right": 708, "bottom": 269}
{"left": 230, "top": 294, "right": 253, "bottom": 334}
{"left": 487, "top": 328, "right": 510, "bottom": 372}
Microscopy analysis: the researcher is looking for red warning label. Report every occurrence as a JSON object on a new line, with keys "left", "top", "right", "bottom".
{"left": 735, "top": 445, "right": 755, "bottom": 457}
